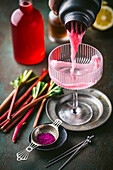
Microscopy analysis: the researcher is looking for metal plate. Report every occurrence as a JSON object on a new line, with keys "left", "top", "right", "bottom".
{"left": 46, "top": 88, "right": 112, "bottom": 131}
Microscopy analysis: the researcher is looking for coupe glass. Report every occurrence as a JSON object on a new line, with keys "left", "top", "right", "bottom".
{"left": 48, "top": 43, "right": 103, "bottom": 125}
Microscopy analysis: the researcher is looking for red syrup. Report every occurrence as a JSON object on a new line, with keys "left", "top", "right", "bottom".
{"left": 11, "top": 1, "right": 45, "bottom": 65}
{"left": 37, "top": 133, "right": 56, "bottom": 145}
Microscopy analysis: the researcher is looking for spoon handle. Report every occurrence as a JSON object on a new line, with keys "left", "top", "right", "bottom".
{"left": 16, "top": 143, "right": 37, "bottom": 161}
{"left": 52, "top": 119, "right": 62, "bottom": 128}
{"left": 58, "top": 135, "right": 94, "bottom": 170}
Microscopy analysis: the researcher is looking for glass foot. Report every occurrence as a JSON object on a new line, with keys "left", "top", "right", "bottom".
{"left": 57, "top": 101, "right": 93, "bottom": 126}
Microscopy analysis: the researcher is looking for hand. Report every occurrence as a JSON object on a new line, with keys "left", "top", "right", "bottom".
{"left": 48, "top": 0, "right": 63, "bottom": 15}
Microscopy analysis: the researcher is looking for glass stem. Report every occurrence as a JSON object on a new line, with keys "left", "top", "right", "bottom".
{"left": 73, "top": 90, "right": 78, "bottom": 113}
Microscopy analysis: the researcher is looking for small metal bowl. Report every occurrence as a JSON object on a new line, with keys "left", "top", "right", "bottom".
{"left": 16, "top": 119, "right": 66, "bottom": 161}
{"left": 29, "top": 125, "right": 67, "bottom": 151}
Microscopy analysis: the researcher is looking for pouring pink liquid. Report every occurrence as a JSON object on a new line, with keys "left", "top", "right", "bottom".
{"left": 67, "top": 22, "right": 86, "bottom": 76}
{"left": 50, "top": 21, "right": 100, "bottom": 89}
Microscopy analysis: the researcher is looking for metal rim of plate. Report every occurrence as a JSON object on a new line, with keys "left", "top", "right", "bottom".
{"left": 45, "top": 88, "right": 112, "bottom": 131}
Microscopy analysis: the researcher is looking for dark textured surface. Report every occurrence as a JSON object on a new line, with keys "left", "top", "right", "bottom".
{"left": 0, "top": 0, "right": 113, "bottom": 170}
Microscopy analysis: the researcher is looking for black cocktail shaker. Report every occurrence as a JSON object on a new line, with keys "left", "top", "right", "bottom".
{"left": 58, "top": 0, "right": 101, "bottom": 32}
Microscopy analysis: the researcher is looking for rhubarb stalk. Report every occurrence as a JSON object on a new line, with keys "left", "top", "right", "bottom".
{"left": 0, "top": 69, "right": 48, "bottom": 122}
{"left": 33, "top": 80, "right": 55, "bottom": 128}
{"left": 3, "top": 110, "right": 28, "bottom": 133}
{"left": 0, "top": 89, "right": 16, "bottom": 114}
{"left": 0, "top": 70, "right": 33, "bottom": 116}
{"left": 12, "top": 108, "right": 34, "bottom": 142}
{"left": 33, "top": 98, "right": 46, "bottom": 128}
{"left": 7, "top": 87, "right": 19, "bottom": 120}
{"left": 0, "top": 76, "right": 38, "bottom": 121}
{"left": 12, "top": 81, "right": 48, "bottom": 142}
{"left": 13, "top": 83, "right": 63, "bottom": 119}
{"left": 7, "top": 70, "right": 33, "bottom": 120}
{"left": 0, "top": 95, "right": 32, "bottom": 130}
{"left": 1, "top": 80, "right": 48, "bottom": 130}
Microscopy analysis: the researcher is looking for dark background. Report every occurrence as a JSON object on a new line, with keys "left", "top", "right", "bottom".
{"left": 0, "top": 0, "right": 113, "bottom": 170}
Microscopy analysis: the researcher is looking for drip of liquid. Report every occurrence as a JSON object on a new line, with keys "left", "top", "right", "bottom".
{"left": 67, "top": 22, "right": 86, "bottom": 75}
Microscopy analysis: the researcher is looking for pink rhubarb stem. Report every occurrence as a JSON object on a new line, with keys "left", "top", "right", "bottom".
{"left": 14, "top": 70, "right": 48, "bottom": 108}
{"left": 3, "top": 111, "right": 26, "bottom": 133}
{"left": 33, "top": 81, "right": 51, "bottom": 128}
{"left": 12, "top": 107, "right": 34, "bottom": 142}
{"left": 0, "top": 69, "right": 48, "bottom": 122}
{"left": 0, "top": 95, "right": 32, "bottom": 130}
{"left": 7, "top": 87, "right": 19, "bottom": 120}
{"left": 1, "top": 94, "right": 47, "bottom": 130}
{"left": 33, "top": 98, "right": 46, "bottom": 128}
{"left": 9, "top": 94, "right": 48, "bottom": 124}
{"left": 0, "top": 119, "right": 7, "bottom": 127}
{"left": 0, "top": 110, "right": 8, "bottom": 123}
{"left": 0, "top": 89, "right": 16, "bottom": 115}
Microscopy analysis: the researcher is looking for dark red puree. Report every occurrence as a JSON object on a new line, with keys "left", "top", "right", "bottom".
{"left": 37, "top": 133, "right": 56, "bottom": 145}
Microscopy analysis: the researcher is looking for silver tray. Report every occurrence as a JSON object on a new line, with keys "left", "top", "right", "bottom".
{"left": 46, "top": 88, "right": 112, "bottom": 131}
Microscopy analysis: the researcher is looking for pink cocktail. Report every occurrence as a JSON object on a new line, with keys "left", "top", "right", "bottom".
{"left": 48, "top": 43, "right": 103, "bottom": 125}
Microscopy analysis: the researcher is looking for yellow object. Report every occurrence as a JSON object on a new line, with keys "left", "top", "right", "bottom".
{"left": 102, "top": 1, "right": 108, "bottom": 6}
{"left": 93, "top": 5, "right": 113, "bottom": 31}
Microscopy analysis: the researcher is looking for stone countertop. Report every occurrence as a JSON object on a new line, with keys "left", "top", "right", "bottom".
{"left": 0, "top": 0, "right": 113, "bottom": 170}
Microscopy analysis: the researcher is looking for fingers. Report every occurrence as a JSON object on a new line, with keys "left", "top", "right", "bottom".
{"left": 48, "top": 0, "right": 63, "bottom": 15}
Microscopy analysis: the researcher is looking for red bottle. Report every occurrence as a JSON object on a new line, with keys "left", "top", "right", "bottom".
{"left": 11, "top": 0, "right": 45, "bottom": 65}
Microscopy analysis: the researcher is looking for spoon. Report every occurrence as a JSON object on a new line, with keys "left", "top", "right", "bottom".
{"left": 16, "top": 119, "right": 62, "bottom": 161}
